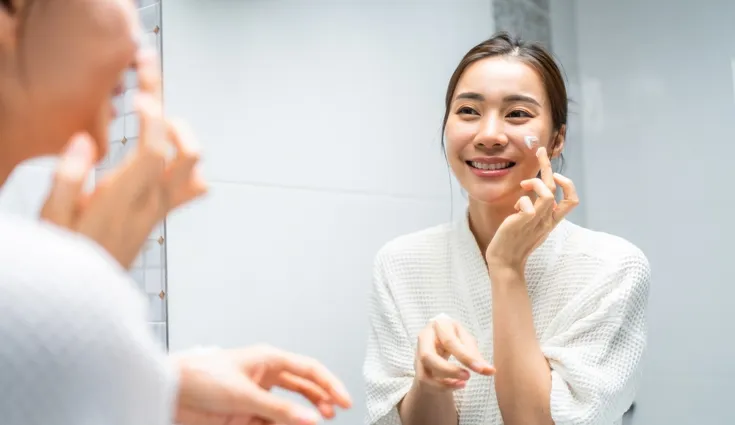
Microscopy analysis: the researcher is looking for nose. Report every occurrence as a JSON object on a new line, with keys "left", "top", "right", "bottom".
{"left": 474, "top": 115, "right": 509, "bottom": 149}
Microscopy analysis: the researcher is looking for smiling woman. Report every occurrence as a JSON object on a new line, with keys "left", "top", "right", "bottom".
{"left": 363, "top": 32, "right": 650, "bottom": 425}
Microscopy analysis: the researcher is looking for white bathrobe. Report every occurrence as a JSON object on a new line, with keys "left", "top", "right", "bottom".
{"left": 0, "top": 213, "right": 177, "bottom": 425}
{"left": 364, "top": 213, "right": 650, "bottom": 425}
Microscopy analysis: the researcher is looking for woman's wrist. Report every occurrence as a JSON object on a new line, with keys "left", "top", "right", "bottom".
{"left": 399, "top": 377, "right": 457, "bottom": 422}
{"left": 410, "top": 376, "right": 455, "bottom": 396}
{"left": 487, "top": 261, "right": 526, "bottom": 283}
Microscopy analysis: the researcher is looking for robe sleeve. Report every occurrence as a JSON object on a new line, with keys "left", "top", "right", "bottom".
{"left": 540, "top": 250, "right": 651, "bottom": 425}
{"left": 363, "top": 250, "right": 416, "bottom": 425}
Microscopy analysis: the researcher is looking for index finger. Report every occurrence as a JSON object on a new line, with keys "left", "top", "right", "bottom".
{"left": 552, "top": 172, "right": 580, "bottom": 222}
{"left": 454, "top": 324, "right": 495, "bottom": 375}
{"left": 134, "top": 50, "right": 166, "bottom": 156}
{"left": 135, "top": 92, "right": 167, "bottom": 159}
{"left": 41, "top": 133, "right": 96, "bottom": 227}
{"left": 536, "top": 147, "right": 555, "bottom": 193}
{"left": 417, "top": 326, "right": 470, "bottom": 380}
{"left": 237, "top": 380, "right": 322, "bottom": 425}
{"left": 136, "top": 48, "right": 162, "bottom": 101}
{"left": 261, "top": 348, "right": 352, "bottom": 409}
{"left": 277, "top": 373, "right": 337, "bottom": 419}
{"left": 433, "top": 320, "right": 488, "bottom": 375}
{"left": 164, "top": 118, "right": 207, "bottom": 209}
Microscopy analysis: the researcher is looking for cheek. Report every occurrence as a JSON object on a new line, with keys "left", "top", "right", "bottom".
{"left": 444, "top": 119, "right": 475, "bottom": 156}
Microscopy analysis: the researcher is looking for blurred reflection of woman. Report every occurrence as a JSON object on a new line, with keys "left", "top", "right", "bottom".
{"left": 0, "top": 1, "right": 350, "bottom": 425}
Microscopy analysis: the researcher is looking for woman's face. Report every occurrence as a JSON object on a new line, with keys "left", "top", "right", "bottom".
{"left": 444, "top": 56, "right": 564, "bottom": 207}
{"left": 2, "top": 0, "right": 140, "bottom": 160}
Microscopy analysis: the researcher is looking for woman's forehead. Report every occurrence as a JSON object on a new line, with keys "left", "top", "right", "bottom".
{"left": 456, "top": 57, "right": 546, "bottom": 102}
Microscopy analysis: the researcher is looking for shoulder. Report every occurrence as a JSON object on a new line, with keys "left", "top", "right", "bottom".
{"left": 559, "top": 220, "right": 651, "bottom": 293}
{"left": 0, "top": 213, "right": 132, "bottom": 293}
{"left": 0, "top": 214, "right": 175, "bottom": 423}
{"left": 0, "top": 213, "right": 150, "bottom": 352}
{"left": 373, "top": 222, "right": 453, "bottom": 271}
{"left": 562, "top": 221, "right": 649, "bottom": 270}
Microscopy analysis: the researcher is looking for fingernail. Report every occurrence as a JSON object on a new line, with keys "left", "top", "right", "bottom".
{"left": 65, "top": 134, "right": 91, "bottom": 159}
{"left": 472, "top": 361, "right": 491, "bottom": 372}
{"left": 136, "top": 48, "right": 157, "bottom": 64}
{"left": 60, "top": 134, "right": 94, "bottom": 177}
{"left": 295, "top": 408, "right": 321, "bottom": 425}
{"left": 335, "top": 383, "right": 352, "bottom": 405}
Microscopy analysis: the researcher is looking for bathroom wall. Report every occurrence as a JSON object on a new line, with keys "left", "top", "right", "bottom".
{"left": 493, "top": 0, "right": 551, "bottom": 50}
{"left": 566, "top": 0, "right": 735, "bottom": 423}
{"left": 97, "top": 0, "right": 169, "bottom": 350}
{"left": 160, "top": 1, "right": 494, "bottom": 423}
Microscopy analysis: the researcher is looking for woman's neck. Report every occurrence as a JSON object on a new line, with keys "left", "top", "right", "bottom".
{"left": 0, "top": 118, "right": 32, "bottom": 187}
{"left": 467, "top": 199, "right": 517, "bottom": 254}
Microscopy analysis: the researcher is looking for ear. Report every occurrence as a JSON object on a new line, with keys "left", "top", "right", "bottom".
{"left": 0, "top": 1, "right": 19, "bottom": 54}
{"left": 550, "top": 124, "right": 566, "bottom": 158}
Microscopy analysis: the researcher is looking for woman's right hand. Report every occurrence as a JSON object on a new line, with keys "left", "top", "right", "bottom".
{"left": 414, "top": 313, "right": 495, "bottom": 391}
{"left": 40, "top": 50, "right": 207, "bottom": 268}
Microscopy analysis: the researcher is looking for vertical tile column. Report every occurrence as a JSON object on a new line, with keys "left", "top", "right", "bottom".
{"left": 95, "top": 0, "right": 168, "bottom": 351}
{"left": 493, "top": 0, "right": 552, "bottom": 48}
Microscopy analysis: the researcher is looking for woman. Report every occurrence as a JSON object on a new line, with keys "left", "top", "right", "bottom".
{"left": 364, "top": 32, "right": 650, "bottom": 425}
{"left": 0, "top": 1, "right": 350, "bottom": 424}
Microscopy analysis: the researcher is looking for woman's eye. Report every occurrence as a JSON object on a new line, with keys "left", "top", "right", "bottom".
{"left": 507, "top": 110, "right": 532, "bottom": 119}
{"left": 457, "top": 106, "right": 479, "bottom": 115}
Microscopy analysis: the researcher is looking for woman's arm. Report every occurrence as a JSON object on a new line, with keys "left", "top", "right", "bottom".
{"left": 489, "top": 251, "right": 651, "bottom": 425}
{"left": 364, "top": 249, "right": 462, "bottom": 425}
{"left": 490, "top": 267, "right": 554, "bottom": 425}
{"left": 398, "top": 377, "right": 458, "bottom": 425}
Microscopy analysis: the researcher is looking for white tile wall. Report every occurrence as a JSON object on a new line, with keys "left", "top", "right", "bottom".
{"left": 96, "top": 0, "right": 168, "bottom": 350}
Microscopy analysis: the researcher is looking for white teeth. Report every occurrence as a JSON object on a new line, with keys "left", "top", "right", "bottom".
{"left": 471, "top": 161, "right": 512, "bottom": 170}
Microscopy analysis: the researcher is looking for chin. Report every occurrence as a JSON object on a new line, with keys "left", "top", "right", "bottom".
{"left": 465, "top": 182, "right": 522, "bottom": 206}
{"left": 89, "top": 112, "right": 113, "bottom": 162}
{"left": 94, "top": 134, "right": 109, "bottom": 162}
{"left": 85, "top": 125, "right": 109, "bottom": 163}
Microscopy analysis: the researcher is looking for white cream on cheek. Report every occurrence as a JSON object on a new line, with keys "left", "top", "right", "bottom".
{"left": 524, "top": 135, "right": 539, "bottom": 149}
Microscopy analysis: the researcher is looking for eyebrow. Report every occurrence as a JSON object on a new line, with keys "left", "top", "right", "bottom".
{"left": 454, "top": 92, "right": 541, "bottom": 107}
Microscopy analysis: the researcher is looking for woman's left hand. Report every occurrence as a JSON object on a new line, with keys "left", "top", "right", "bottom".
{"left": 173, "top": 345, "right": 352, "bottom": 425}
{"left": 485, "top": 147, "right": 579, "bottom": 272}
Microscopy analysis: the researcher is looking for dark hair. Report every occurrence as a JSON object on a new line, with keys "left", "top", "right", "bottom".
{"left": 0, "top": 0, "right": 12, "bottom": 12}
{"left": 441, "top": 31, "right": 568, "bottom": 168}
